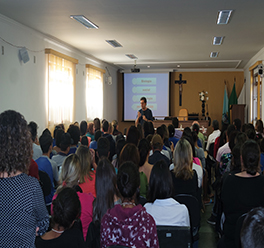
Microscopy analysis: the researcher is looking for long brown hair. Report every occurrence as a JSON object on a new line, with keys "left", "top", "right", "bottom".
{"left": 173, "top": 138, "right": 194, "bottom": 180}
{"left": 76, "top": 145, "right": 93, "bottom": 182}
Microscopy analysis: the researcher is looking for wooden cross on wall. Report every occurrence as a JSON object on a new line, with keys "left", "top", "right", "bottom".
{"left": 175, "top": 74, "right": 187, "bottom": 106}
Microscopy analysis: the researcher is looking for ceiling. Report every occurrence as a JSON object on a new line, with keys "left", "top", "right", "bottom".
{"left": 1, "top": 0, "right": 264, "bottom": 71}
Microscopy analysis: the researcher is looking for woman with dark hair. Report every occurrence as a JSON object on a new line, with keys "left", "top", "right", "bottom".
{"left": 126, "top": 125, "right": 140, "bottom": 146}
{"left": 80, "top": 120, "right": 88, "bottom": 137}
{"left": 36, "top": 187, "right": 85, "bottom": 248}
{"left": 138, "top": 138, "right": 153, "bottom": 182}
{"left": 86, "top": 157, "right": 120, "bottom": 248}
{"left": 255, "top": 119, "right": 264, "bottom": 138}
{"left": 192, "top": 131, "right": 205, "bottom": 169}
{"left": 112, "top": 120, "right": 122, "bottom": 136}
{"left": 112, "top": 138, "right": 126, "bottom": 169}
{"left": 219, "top": 140, "right": 264, "bottom": 248}
{"left": 0, "top": 110, "right": 49, "bottom": 247}
{"left": 51, "top": 154, "right": 94, "bottom": 240}
{"left": 145, "top": 160, "right": 189, "bottom": 226}
{"left": 171, "top": 138, "right": 199, "bottom": 199}
{"left": 100, "top": 161, "right": 159, "bottom": 248}
{"left": 119, "top": 143, "right": 148, "bottom": 198}
{"left": 76, "top": 146, "right": 96, "bottom": 197}
{"left": 168, "top": 124, "right": 179, "bottom": 147}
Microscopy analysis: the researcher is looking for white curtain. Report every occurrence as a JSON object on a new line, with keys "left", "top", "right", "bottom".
{"left": 47, "top": 54, "right": 74, "bottom": 130}
{"left": 86, "top": 67, "right": 103, "bottom": 120}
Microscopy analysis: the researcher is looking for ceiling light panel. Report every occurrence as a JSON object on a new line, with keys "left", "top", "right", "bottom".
{"left": 126, "top": 54, "right": 138, "bottom": 59}
{"left": 210, "top": 52, "right": 219, "bottom": 58}
{"left": 70, "top": 15, "right": 98, "bottom": 29}
{"left": 213, "top": 36, "right": 224, "bottom": 45}
{"left": 106, "top": 40, "right": 123, "bottom": 48}
{"left": 217, "top": 10, "right": 233, "bottom": 24}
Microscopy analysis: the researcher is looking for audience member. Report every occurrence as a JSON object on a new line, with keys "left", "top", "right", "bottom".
{"left": 233, "top": 118, "right": 241, "bottom": 132}
{"left": 192, "top": 131, "right": 206, "bottom": 169}
{"left": 171, "top": 139, "right": 199, "bottom": 199}
{"left": 51, "top": 154, "right": 93, "bottom": 240}
{"left": 119, "top": 143, "right": 148, "bottom": 198}
{"left": 260, "top": 138, "right": 264, "bottom": 172}
{"left": 52, "top": 132, "right": 71, "bottom": 170}
{"left": 255, "top": 119, "right": 264, "bottom": 139}
{"left": 100, "top": 161, "right": 159, "bottom": 248}
{"left": 36, "top": 133, "right": 57, "bottom": 207}
{"left": 102, "top": 120, "right": 115, "bottom": 161}
{"left": 148, "top": 134, "right": 170, "bottom": 167}
{"left": 126, "top": 125, "right": 140, "bottom": 146}
{"left": 96, "top": 137, "right": 110, "bottom": 162}
{"left": 145, "top": 160, "right": 190, "bottom": 226}
{"left": 81, "top": 136, "right": 89, "bottom": 146}
{"left": 240, "top": 207, "right": 264, "bottom": 248}
{"left": 0, "top": 110, "right": 49, "bottom": 247}
{"left": 28, "top": 121, "right": 42, "bottom": 160}
{"left": 138, "top": 138, "right": 153, "bottom": 183}
{"left": 93, "top": 118, "right": 101, "bottom": 133}
{"left": 112, "top": 138, "right": 126, "bottom": 169}
{"left": 36, "top": 187, "right": 85, "bottom": 248}
{"left": 219, "top": 140, "right": 264, "bottom": 248}
{"left": 76, "top": 146, "right": 96, "bottom": 197}
{"left": 172, "top": 117, "right": 182, "bottom": 139}
{"left": 168, "top": 124, "right": 179, "bottom": 147}
{"left": 53, "top": 128, "right": 64, "bottom": 154}
{"left": 206, "top": 119, "right": 221, "bottom": 152}
{"left": 67, "top": 124, "right": 80, "bottom": 154}
{"left": 87, "top": 122, "right": 94, "bottom": 141}
{"left": 89, "top": 130, "right": 102, "bottom": 150}
{"left": 112, "top": 120, "right": 122, "bottom": 136}
{"left": 86, "top": 157, "right": 120, "bottom": 248}
{"left": 193, "top": 121, "right": 205, "bottom": 148}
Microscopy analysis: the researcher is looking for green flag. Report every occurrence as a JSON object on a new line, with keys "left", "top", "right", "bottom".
{"left": 228, "top": 82, "right": 238, "bottom": 122}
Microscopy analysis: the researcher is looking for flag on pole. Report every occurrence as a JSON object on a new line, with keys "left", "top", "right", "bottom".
{"left": 222, "top": 83, "right": 229, "bottom": 124}
{"left": 228, "top": 79, "right": 238, "bottom": 122}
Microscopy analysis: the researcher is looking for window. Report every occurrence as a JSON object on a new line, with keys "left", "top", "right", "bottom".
{"left": 45, "top": 49, "right": 78, "bottom": 130}
{"left": 86, "top": 65, "right": 105, "bottom": 120}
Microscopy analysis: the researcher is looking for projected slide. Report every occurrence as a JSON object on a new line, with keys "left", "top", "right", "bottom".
{"left": 124, "top": 73, "right": 169, "bottom": 121}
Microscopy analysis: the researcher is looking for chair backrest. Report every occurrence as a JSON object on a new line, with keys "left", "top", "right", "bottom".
{"left": 174, "top": 194, "right": 200, "bottom": 240}
{"left": 178, "top": 109, "right": 188, "bottom": 121}
{"left": 38, "top": 170, "right": 52, "bottom": 197}
{"left": 157, "top": 225, "right": 191, "bottom": 248}
{"left": 235, "top": 213, "right": 247, "bottom": 248}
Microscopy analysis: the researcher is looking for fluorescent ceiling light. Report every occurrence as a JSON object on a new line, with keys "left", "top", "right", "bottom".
{"left": 213, "top": 36, "right": 224, "bottom": 45}
{"left": 70, "top": 15, "right": 98, "bottom": 29}
{"left": 106, "top": 40, "right": 123, "bottom": 48}
{"left": 210, "top": 52, "right": 219, "bottom": 58}
{"left": 217, "top": 10, "right": 233, "bottom": 24}
{"left": 126, "top": 54, "right": 138, "bottom": 59}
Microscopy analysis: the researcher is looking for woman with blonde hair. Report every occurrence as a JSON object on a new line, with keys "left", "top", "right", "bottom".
{"left": 51, "top": 154, "right": 94, "bottom": 241}
{"left": 76, "top": 146, "right": 96, "bottom": 198}
{"left": 171, "top": 138, "right": 198, "bottom": 199}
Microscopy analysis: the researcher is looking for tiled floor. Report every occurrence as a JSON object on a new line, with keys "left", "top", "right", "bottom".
{"left": 199, "top": 204, "right": 219, "bottom": 248}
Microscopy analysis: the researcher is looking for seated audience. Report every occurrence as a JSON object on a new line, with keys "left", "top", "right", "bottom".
{"left": 148, "top": 134, "right": 170, "bottom": 167}
{"left": 100, "top": 161, "right": 159, "bottom": 248}
{"left": 86, "top": 157, "right": 120, "bottom": 248}
{"left": 255, "top": 119, "right": 264, "bottom": 139}
{"left": 119, "top": 143, "right": 148, "bottom": 198}
{"left": 36, "top": 187, "right": 85, "bottom": 248}
{"left": 67, "top": 124, "right": 80, "bottom": 154}
{"left": 137, "top": 123, "right": 144, "bottom": 140}
{"left": 28, "top": 121, "right": 42, "bottom": 160}
{"left": 240, "top": 207, "right": 264, "bottom": 248}
{"left": 157, "top": 125, "right": 172, "bottom": 160}
{"left": 126, "top": 125, "right": 140, "bottom": 146}
{"left": 112, "top": 138, "right": 126, "bottom": 169}
{"left": 81, "top": 136, "right": 89, "bottom": 146}
{"left": 51, "top": 154, "right": 93, "bottom": 240}
{"left": 77, "top": 145, "right": 96, "bottom": 198}
{"left": 87, "top": 122, "right": 95, "bottom": 141}
{"left": 172, "top": 117, "right": 182, "bottom": 139}
{"left": 168, "top": 124, "right": 179, "bottom": 147}
{"left": 89, "top": 130, "right": 102, "bottom": 150}
{"left": 206, "top": 119, "right": 221, "bottom": 152}
{"left": 0, "top": 110, "right": 49, "bottom": 247}
{"left": 93, "top": 118, "right": 101, "bottom": 133}
{"left": 102, "top": 120, "right": 116, "bottom": 161}
{"left": 192, "top": 131, "right": 205, "bottom": 169}
{"left": 28, "top": 158, "right": 39, "bottom": 179}
{"left": 52, "top": 128, "right": 64, "bottom": 154}
{"left": 138, "top": 138, "right": 153, "bottom": 182}
{"left": 233, "top": 118, "right": 242, "bottom": 132}
{"left": 145, "top": 160, "right": 190, "bottom": 226}
{"left": 219, "top": 140, "right": 264, "bottom": 248}
{"left": 171, "top": 139, "right": 199, "bottom": 199}
{"left": 193, "top": 121, "right": 205, "bottom": 149}
{"left": 111, "top": 120, "right": 121, "bottom": 136}
{"left": 260, "top": 138, "right": 264, "bottom": 172}
{"left": 52, "top": 132, "right": 71, "bottom": 171}
{"left": 96, "top": 137, "right": 110, "bottom": 163}
{"left": 36, "top": 133, "right": 57, "bottom": 207}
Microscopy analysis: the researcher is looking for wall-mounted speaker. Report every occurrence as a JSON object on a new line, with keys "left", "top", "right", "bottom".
{"left": 19, "top": 47, "right": 30, "bottom": 63}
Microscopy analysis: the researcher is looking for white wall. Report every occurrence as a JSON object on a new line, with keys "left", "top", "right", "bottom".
{"left": 0, "top": 14, "right": 118, "bottom": 134}
{"left": 243, "top": 47, "right": 264, "bottom": 122}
